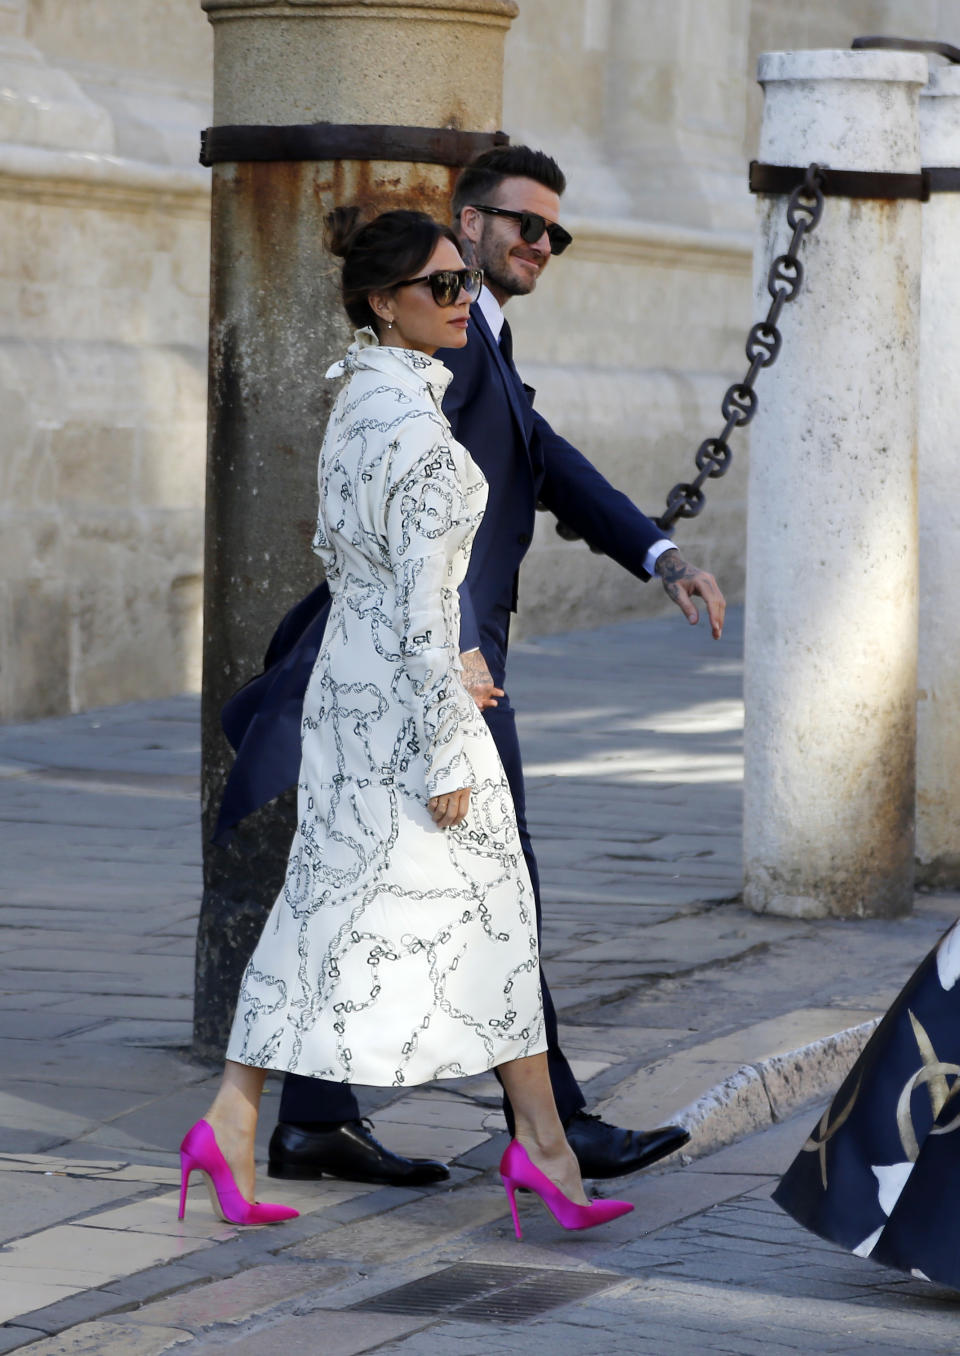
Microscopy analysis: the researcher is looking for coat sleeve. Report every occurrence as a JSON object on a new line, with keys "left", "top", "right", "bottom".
{"left": 534, "top": 410, "right": 669, "bottom": 582}
{"left": 384, "top": 423, "right": 478, "bottom": 799}
{"left": 457, "top": 581, "right": 481, "bottom": 652}
{"left": 439, "top": 339, "right": 485, "bottom": 651}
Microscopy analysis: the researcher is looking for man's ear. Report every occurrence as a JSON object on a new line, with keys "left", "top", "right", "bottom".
{"left": 458, "top": 205, "right": 483, "bottom": 249}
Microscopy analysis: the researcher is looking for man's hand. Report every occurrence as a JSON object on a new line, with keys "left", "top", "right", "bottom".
{"left": 655, "top": 549, "right": 725, "bottom": 639}
{"left": 428, "top": 787, "right": 471, "bottom": 828}
{"left": 460, "top": 648, "right": 505, "bottom": 710}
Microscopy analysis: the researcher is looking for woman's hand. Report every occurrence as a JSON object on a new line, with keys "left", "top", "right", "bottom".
{"left": 428, "top": 787, "right": 471, "bottom": 828}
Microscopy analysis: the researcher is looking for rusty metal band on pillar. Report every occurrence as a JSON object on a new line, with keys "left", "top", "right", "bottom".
{"left": 200, "top": 123, "right": 509, "bottom": 167}
{"left": 749, "top": 160, "right": 930, "bottom": 201}
{"left": 750, "top": 161, "right": 960, "bottom": 201}
{"left": 920, "top": 168, "right": 960, "bottom": 193}
{"left": 851, "top": 35, "right": 960, "bottom": 64}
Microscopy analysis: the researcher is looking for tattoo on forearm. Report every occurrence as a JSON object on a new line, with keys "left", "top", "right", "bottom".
{"left": 461, "top": 650, "right": 489, "bottom": 692}
{"left": 655, "top": 551, "right": 698, "bottom": 585}
{"left": 655, "top": 550, "right": 723, "bottom": 632}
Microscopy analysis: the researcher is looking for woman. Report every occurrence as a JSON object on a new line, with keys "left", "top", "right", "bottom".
{"left": 774, "top": 917, "right": 960, "bottom": 1288}
{"left": 179, "top": 208, "right": 633, "bottom": 1241}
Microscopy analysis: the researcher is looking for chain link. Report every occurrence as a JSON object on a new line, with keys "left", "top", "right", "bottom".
{"left": 655, "top": 162, "right": 825, "bottom": 531}
{"left": 540, "top": 162, "right": 826, "bottom": 547}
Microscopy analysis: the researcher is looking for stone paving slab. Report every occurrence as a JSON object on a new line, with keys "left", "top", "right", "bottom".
{"left": 8, "top": 1323, "right": 195, "bottom": 1355}
{"left": 130, "top": 1261, "right": 350, "bottom": 1328}
{"left": 0, "top": 1166, "right": 137, "bottom": 1247}
{"left": 190, "top": 1311, "right": 429, "bottom": 1355}
{"left": 286, "top": 1184, "right": 513, "bottom": 1267}
{"left": 1, "top": 610, "right": 958, "bottom": 1352}
{"left": 351, "top": 1115, "right": 960, "bottom": 1356}
{"left": 36, "top": 1112, "right": 947, "bottom": 1356}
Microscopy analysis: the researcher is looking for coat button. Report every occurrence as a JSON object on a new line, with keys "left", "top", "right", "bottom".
{"left": 517, "top": 533, "right": 530, "bottom": 546}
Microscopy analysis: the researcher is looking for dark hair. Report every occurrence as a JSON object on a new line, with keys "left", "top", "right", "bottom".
{"left": 325, "top": 206, "right": 461, "bottom": 330}
{"left": 451, "top": 145, "right": 566, "bottom": 221}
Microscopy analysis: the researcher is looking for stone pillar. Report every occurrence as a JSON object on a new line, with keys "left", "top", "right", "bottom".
{"left": 743, "top": 49, "right": 927, "bottom": 919}
{"left": 916, "top": 65, "right": 960, "bottom": 887}
{"left": 194, "top": 0, "right": 517, "bottom": 1057}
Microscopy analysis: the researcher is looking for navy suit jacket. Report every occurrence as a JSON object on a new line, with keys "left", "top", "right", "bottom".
{"left": 440, "top": 304, "right": 663, "bottom": 682}
{"left": 214, "top": 304, "right": 666, "bottom": 838}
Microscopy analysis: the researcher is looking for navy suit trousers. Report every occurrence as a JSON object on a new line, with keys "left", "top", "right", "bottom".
{"left": 277, "top": 694, "right": 585, "bottom": 1130}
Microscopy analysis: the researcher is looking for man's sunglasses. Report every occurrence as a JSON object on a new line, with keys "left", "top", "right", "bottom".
{"left": 470, "top": 204, "right": 573, "bottom": 256}
{"left": 393, "top": 267, "right": 484, "bottom": 307}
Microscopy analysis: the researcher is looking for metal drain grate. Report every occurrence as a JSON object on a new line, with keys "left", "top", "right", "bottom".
{"left": 349, "top": 1262, "right": 623, "bottom": 1325}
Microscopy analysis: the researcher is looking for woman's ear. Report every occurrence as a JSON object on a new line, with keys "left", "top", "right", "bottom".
{"left": 368, "top": 291, "right": 394, "bottom": 327}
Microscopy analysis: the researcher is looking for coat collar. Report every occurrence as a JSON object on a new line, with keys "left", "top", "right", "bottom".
{"left": 325, "top": 327, "right": 453, "bottom": 412}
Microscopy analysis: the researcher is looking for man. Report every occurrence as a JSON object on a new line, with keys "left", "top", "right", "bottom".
{"left": 266, "top": 145, "right": 725, "bottom": 1185}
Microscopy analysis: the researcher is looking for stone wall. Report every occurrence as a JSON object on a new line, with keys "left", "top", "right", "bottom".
{"left": 506, "top": 0, "right": 960, "bottom": 640}
{"left": 0, "top": 0, "right": 211, "bottom": 720}
{"left": 2, "top": 0, "right": 958, "bottom": 717}
{"left": 504, "top": 0, "right": 753, "bottom": 639}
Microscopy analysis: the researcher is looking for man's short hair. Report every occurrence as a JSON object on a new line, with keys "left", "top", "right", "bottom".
{"left": 451, "top": 145, "right": 566, "bottom": 221}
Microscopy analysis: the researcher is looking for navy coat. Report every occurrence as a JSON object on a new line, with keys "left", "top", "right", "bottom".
{"left": 444, "top": 304, "right": 663, "bottom": 681}
{"left": 214, "top": 303, "right": 666, "bottom": 839}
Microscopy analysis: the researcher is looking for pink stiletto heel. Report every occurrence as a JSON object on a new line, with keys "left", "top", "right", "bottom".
{"left": 499, "top": 1139, "right": 634, "bottom": 1241}
{"left": 178, "top": 1119, "right": 299, "bottom": 1226}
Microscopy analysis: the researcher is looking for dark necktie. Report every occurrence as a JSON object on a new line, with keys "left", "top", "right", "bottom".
{"left": 498, "top": 317, "right": 514, "bottom": 368}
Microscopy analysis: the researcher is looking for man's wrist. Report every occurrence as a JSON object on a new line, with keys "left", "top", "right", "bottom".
{"left": 647, "top": 540, "right": 678, "bottom": 575}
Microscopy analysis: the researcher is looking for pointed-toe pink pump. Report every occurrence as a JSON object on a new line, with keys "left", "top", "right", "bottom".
{"left": 499, "top": 1139, "right": 634, "bottom": 1241}
{"left": 179, "top": 1119, "right": 299, "bottom": 1226}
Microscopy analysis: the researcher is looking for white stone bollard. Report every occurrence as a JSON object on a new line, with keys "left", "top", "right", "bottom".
{"left": 917, "top": 66, "right": 960, "bottom": 888}
{"left": 744, "top": 50, "right": 927, "bottom": 918}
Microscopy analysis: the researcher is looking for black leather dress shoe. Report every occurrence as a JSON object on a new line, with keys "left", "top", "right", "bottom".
{"left": 565, "top": 1111, "right": 690, "bottom": 1179}
{"left": 267, "top": 1119, "right": 450, "bottom": 1186}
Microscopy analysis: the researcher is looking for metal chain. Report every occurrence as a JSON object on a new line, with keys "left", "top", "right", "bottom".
{"left": 542, "top": 161, "right": 826, "bottom": 547}
{"left": 655, "top": 162, "right": 825, "bottom": 531}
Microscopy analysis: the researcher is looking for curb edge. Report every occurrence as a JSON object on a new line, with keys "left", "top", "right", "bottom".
{"left": 674, "top": 1017, "right": 881, "bottom": 1160}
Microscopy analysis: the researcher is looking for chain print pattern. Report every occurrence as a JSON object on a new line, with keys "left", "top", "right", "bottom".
{"left": 226, "top": 331, "right": 545, "bottom": 1087}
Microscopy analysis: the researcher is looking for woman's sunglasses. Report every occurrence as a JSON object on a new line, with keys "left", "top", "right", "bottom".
{"left": 470, "top": 204, "right": 573, "bottom": 256}
{"left": 393, "top": 267, "right": 484, "bottom": 307}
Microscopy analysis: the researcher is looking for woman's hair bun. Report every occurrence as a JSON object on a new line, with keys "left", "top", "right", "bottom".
{"left": 324, "top": 205, "right": 365, "bottom": 259}
{"left": 325, "top": 206, "right": 460, "bottom": 331}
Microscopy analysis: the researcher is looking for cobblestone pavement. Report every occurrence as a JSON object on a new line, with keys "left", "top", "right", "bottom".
{"left": 1, "top": 607, "right": 957, "bottom": 1353}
